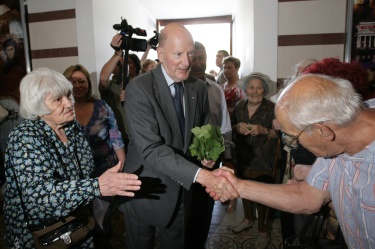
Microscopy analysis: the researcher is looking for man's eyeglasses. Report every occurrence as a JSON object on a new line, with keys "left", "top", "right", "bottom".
{"left": 281, "top": 128, "right": 305, "bottom": 148}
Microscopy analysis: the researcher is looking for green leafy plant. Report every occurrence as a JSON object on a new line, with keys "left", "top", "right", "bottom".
{"left": 189, "top": 124, "right": 225, "bottom": 161}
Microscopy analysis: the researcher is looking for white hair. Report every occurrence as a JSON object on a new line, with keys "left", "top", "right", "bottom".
{"left": 19, "top": 68, "right": 73, "bottom": 120}
{"left": 277, "top": 74, "right": 364, "bottom": 130}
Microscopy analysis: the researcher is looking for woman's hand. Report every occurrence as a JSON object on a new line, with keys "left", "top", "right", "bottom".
{"left": 120, "top": 90, "right": 125, "bottom": 102}
{"left": 293, "top": 164, "right": 312, "bottom": 182}
{"left": 247, "top": 124, "right": 265, "bottom": 136}
{"left": 236, "top": 122, "right": 251, "bottom": 135}
{"left": 98, "top": 162, "right": 141, "bottom": 197}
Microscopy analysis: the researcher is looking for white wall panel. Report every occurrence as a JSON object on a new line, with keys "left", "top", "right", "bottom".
{"left": 31, "top": 56, "right": 79, "bottom": 73}
{"left": 29, "top": 19, "right": 78, "bottom": 50}
{"left": 279, "top": 0, "right": 346, "bottom": 35}
{"left": 278, "top": 44, "right": 345, "bottom": 78}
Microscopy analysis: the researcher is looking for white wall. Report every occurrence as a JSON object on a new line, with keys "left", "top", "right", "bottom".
{"left": 233, "top": 0, "right": 278, "bottom": 81}
{"left": 233, "top": 0, "right": 254, "bottom": 77}
{"left": 90, "top": 0, "right": 156, "bottom": 78}
{"left": 277, "top": 0, "right": 347, "bottom": 79}
{"left": 253, "top": 0, "right": 277, "bottom": 81}
{"left": 28, "top": 0, "right": 156, "bottom": 95}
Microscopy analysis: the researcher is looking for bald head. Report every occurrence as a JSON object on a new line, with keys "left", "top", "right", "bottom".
{"left": 276, "top": 74, "right": 363, "bottom": 130}
{"left": 157, "top": 23, "right": 195, "bottom": 82}
{"left": 158, "top": 23, "right": 194, "bottom": 49}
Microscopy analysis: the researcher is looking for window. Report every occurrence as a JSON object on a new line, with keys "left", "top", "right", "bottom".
{"left": 157, "top": 16, "right": 232, "bottom": 75}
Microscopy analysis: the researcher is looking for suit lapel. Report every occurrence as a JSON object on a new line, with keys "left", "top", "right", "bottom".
{"left": 153, "top": 66, "right": 185, "bottom": 147}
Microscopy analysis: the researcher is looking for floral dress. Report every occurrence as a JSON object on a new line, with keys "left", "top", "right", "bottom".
{"left": 80, "top": 99, "right": 124, "bottom": 177}
{"left": 222, "top": 82, "right": 245, "bottom": 123}
{"left": 4, "top": 118, "right": 101, "bottom": 248}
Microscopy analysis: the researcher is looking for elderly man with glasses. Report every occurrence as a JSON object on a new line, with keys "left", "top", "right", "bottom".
{"left": 212, "top": 74, "right": 375, "bottom": 248}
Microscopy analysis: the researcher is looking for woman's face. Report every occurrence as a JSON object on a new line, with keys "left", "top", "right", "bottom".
{"left": 41, "top": 92, "right": 75, "bottom": 127}
{"left": 70, "top": 71, "right": 89, "bottom": 100}
{"left": 223, "top": 61, "right": 238, "bottom": 80}
{"left": 246, "top": 78, "right": 265, "bottom": 105}
{"left": 145, "top": 62, "right": 156, "bottom": 73}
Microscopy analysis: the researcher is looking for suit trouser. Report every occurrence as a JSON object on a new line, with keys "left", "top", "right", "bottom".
{"left": 185, "top": 182, "right": 215, "bottom": 249}
{"left": 123, "top": 200, "right": 185, "bottom": 249}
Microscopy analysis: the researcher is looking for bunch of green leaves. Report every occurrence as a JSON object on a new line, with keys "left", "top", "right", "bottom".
{"left": 189, "top": 124, "right": 225, "bottom": 161}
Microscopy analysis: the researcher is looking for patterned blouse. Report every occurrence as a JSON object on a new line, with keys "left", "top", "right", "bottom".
{"left": 80, "top": 99, "right": 124, "bottom": 177}
{"left": 4, "top": 118, "right": 101, "bottom": 248}
{"left": 222, "top": 82, "right": 245, "bottom": 123}
{"left": 233, "top": 98, "right": 276, "bottom": 175}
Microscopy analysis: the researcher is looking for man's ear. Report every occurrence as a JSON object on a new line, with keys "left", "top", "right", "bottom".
{"left": 156, "top": 47, "right": 163, "bottom": 63}
{"left": 311, "top": 123, "right": 335, "bottom": 141}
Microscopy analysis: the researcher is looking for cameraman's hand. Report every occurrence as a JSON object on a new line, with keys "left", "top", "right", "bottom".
{"left": 148, "top": 31, "right": 159, "bottom": 50}
{"left": 111, "top": 34, "right": 123, "bottom": 50}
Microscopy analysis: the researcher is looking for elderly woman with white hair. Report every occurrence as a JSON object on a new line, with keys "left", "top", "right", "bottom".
{"left": 3, "top": 68, "right": 141, "bottom": 248}
{"left": 231, "top": 72, "right": 279, "bottom": 249}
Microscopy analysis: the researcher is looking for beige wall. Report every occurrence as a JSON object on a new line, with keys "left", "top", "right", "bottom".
{"left": 26, "top": 0, "right": 154, "bottom": 96}
{"left": 29, "top": 18, "right": 79, "bottom": 73}
{"left": 277, "top": 0, "right": 347, "bottom": 82}
{"left": 26, "top": 0, "right": 349, "bottom": 87}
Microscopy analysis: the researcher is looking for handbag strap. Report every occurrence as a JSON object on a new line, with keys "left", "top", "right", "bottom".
{"left": 10, "top": 163, "right": 32, "bottom": 226}
{"left": 10, "top": 134, "right": 85, "bottom": 227}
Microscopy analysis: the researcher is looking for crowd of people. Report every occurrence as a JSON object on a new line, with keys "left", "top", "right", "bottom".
{"left": 2, "top": 21, "right": 375, "bottom": 249}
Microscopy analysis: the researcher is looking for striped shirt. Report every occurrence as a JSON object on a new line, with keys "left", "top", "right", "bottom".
{"left": 307, "top": 141, "right": 375, "bottom": 248}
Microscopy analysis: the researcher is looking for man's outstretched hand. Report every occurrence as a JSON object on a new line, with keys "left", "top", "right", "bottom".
{"left": 206, "top": 167, "right": 241, "bottom": 201}
{"left": 196, "top": 166, "right": 239, "bottom": 202}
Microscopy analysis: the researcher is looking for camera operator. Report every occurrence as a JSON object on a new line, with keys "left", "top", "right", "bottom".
{"left": 140, "top": 31, "right": 159, "bottom": 65}
{"left": 99, "top": 34, "right": 129, "bottom": 149}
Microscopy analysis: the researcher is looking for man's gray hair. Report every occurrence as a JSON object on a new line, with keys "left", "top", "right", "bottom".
{"left": 277, "top": 74, "right": 364, "bottom": 130}
{"left": 19, "top": 68, "right": 73, "bottom": 120}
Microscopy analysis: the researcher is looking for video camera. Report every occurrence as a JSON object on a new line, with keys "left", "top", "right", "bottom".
{"left": 113, "top": 18, "right": 148, "bottom": 52}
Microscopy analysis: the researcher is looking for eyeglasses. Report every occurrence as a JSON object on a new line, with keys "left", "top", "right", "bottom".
{"left": 281, "top": 128, "right": 305, "bottom": 148}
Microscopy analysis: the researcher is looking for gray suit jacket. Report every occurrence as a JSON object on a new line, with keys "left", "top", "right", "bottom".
{"left": 120, "top": 64, "right": 210, "bottom": 227}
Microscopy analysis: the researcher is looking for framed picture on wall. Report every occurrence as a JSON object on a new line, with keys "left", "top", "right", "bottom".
{"left": 347, "top": 0, "right": 375, "bottom": 66}
{"left": 0, "top": 0, "right": 31, "bottom": 168}
{"left": 345, "top": 0, "right": 375, "bottom": 97}
{"left": 0, "top": 0, "right": 31, "bottom": 104}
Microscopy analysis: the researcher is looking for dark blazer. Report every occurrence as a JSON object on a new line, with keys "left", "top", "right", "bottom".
{"left": 120, "top": 64, "right": 210, "bottom": 227}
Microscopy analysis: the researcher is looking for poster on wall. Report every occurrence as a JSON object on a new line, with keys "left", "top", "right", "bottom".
{"left": 0, "top": 0, "right": 31, "bottom": 168}
{"left": 0, "top": 0, "right": 31, "bottom": 104}
{"left": 350, "top": 0, "right": 375, "bottom": 68}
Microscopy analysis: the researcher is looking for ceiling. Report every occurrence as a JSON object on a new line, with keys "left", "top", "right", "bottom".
{"left": 137, "top": 0, "right": 237, "bottom": 19}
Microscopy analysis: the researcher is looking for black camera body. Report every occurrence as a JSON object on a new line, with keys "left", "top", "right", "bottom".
{"left": 113, "top": 18, "right": 148, "bottom": 52}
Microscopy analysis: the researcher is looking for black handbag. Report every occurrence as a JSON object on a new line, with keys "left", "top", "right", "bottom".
{"left": 29, "top": 206, "right": 95, "bottom": 248}
{"left": 11, "top": 150, "right": 95, "bottom": 248}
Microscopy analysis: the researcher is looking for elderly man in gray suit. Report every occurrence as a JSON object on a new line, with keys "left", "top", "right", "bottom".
{"left": 120, "top": 23, "right": 238, "bottom": 249}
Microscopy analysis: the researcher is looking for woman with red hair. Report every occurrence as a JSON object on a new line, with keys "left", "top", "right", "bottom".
{"left": 302, "top": 58, "right": 371, "bottom": 100}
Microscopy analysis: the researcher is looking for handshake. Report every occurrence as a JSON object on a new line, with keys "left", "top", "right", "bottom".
{"left": 195, "top": 161, "right": 241, "bottom": 202}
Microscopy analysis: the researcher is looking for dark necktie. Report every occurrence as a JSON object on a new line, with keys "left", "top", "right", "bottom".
{"left": 173, "top": 82, "right": 185, "bottom": 138}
